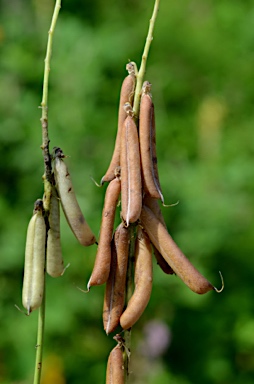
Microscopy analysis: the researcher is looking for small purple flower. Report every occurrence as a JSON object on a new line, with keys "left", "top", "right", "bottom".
{"left": 138, "top": 320, "right": 171, "bottom": 359}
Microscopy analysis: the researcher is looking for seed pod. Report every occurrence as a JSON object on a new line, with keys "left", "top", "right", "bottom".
{"left": 139, "top": 81, "right": 164, "bottom": 203}
{"left": 103, "top": 223, "right": 129, "bottom": 334}
{"left": 140, "top": 205, "right": 215, "bottom": 294}
{"left": 143, "top": 195, "right": 174, "bottom": 274}
{"left": 143, "top": 194, "right": 166, "bottom": 226}
{"left": 22, "top": 200, "right": 46, "bottom": 315}
{"left": 101, "top": 62, "right": 136, "bottom": 185}
{"left": 120, "top": 115, "right": 142, "bottom": 226}
{"left": 46, "top": 185, "right": 64, "bottom": 277}
{"left": 106, "top": 345, "right": 124, "bottom": 384}
{"left": 53, "top": 147, "right": 96, "bottom": 246}
{"left": 120, "top": 227, "right": 153, "bottom": 330}
{"left": 87, "top": 178, "right": 121, "bottom": 289}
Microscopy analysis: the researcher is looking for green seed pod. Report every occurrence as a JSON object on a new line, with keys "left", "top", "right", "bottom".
{"left": 22, "top": 200, "right": 46, "bottom": 315}
{"left": 46, "top": 185, "right": 64, "bottom": 277}
{"left": 53, "top": 147, "right": 96, "bottom": 246}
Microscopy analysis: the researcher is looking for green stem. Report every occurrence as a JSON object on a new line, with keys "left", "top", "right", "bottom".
{"left": 33, "top": 284, "right": 46, "bottom": 384}
{"left": 33, "top": 3, "right": 61, "bottom": 384}
{"left": 133, "top": 0, "right": 160, "bottom": 118}
{"left": 41, "top": 0, "right": 61, "bottom": 212}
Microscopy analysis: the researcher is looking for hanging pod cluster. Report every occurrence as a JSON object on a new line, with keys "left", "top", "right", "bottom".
{"left": 88, "top": 63, "right": 223, "bottom": 346}
{"left": 22, "top": 147, "right": 96, "bottom": 315}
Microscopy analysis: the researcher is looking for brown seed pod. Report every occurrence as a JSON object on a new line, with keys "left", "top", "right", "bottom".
{"left": 53, "top": 147, "right": 96, "bottom": 246}
{"left": 120, "top": 115, "right": 142, "bottom": 226}
{"left": 120, "top": 227, "right": 153, "bottom": 330}
{"left": 139, "top": 81, "right": 164, "bottom": 203}
{"left": 101, "top": 63, "right": 136, "bottom": 185}
{"left": 140, "top": 205, "right": 216, "bottom": 294}
{"left": 103, "top": 223, "right": 129, "bottom": 334}
{"left": 106, "top": 345, "right": 124, "bottom": 384}
{"left": 153, "top": 246, "right": 175, "bottom": 275}
{"left": 87, "top": 178, "right": 121, "bottom": 289}
{"left": 143, "top": 194, "right": 166, "bottom": 226}
{"left": 143, "top": 195, "right": 174, "bottom": 274}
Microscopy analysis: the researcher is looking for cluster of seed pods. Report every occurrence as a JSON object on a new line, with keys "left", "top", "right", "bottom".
{"left": 87, "top": 63, "right": 223, "bottom": 383}
{"left": 22, "top": 147, "right": 96, "bottom": 315}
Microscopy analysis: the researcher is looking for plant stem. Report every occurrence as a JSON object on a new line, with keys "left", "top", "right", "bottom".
{"left": 133, "top": 0, "right": 160, "bottom": 119}
{"left": 33, "top": 286, "right": 46, "bottom": 384}
{"left": 33, "top": 3, "right": 61, "bottom": 384}
{"left": 123, "top": 2, "right": 160, "bottom": 381}
{"left": 41, "top": 0, "right": 61, "bottom": 212}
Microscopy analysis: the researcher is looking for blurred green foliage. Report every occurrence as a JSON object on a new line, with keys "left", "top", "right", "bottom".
{"left": 0, "top": 0, "right": 254, "bottom": 383}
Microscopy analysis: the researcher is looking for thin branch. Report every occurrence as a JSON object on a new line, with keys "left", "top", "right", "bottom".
{"left": 33, "top": 2, "right": 61, "bottom": 384}
{"left": 133, "top": 0, "right": 160, "bottom": 119}
{"left": 41, "top": 0, "right": 61, "bottom": 212}
{"left": 33, "top": 288, "right": 46, "bottom": 384}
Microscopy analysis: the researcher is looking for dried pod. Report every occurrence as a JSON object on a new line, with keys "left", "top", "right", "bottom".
{"left": 87, "top": 178, "right": 121, "bottom": 289}
{"left": 140, "top": 205, "right": 215, "bottom": 294}
{"left": 143, "top": 195, "right": 174, "bottom": 274}
{"left": 143, "top": 194, "right": 166, "bottom": 226}
{"left": 139, "top": 81, "right": 164, "bottom": 203}
{"left": 106, "top": 345, "right": 124, "bottom": 384}
{"left": 153, "top": 246, "right": 175, "bottom": 275}
{"left": 103, "top": 223, "right": 129, "bottom": 334}
{"left": 120, "top": 115, "right": 142, "bottom": 226}
{"left": 46, "top": 185, "right": 64, "bottom": 277}
{"left": 22, "top": 200, "right": 46, "bottom": 314}
{"left": 53, "top": 147, "right": 96, "bottom": 246}
{"left": 101, "top": 62, "right": 136, "bottom": 184}
{"left": 120, "top": 227, "right": 153, "bottom": 330}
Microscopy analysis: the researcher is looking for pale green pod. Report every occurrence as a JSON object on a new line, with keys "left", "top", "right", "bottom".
{"left": 46, "top": 185, "right": 64, "bottom": 277}
{"left": 53, "top": 147, "right": 96, "bottom": 246}
{"left": 22, "top": 200, "right": 46, "bottom": 315}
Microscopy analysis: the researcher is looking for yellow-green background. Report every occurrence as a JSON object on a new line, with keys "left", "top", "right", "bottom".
{"left": 1, "top": 0, "right": 254, "bottom": 383}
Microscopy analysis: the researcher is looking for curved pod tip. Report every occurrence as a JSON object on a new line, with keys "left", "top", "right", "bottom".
{"left": 214, "top": 271, "right": 224, "bottom": 293}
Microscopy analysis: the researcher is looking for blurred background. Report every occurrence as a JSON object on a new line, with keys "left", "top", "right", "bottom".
{"left": 0, "top": 0, "right": 254, "bottom": 383}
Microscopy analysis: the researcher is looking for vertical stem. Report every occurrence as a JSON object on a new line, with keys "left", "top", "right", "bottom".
{"left": 33, "top": 3, "right": 61, "bottom": 384}
{"left": 33, "top": 285, "right": 46, "bottom": 384}
{"left": 133, "top": 0, "right": 160, "bottom": 119}
{"left": 122, "top": 1, "right": 160, "bottom": 382}
{"left": 41, "top": 0, "right": 61, "bottom": 212}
